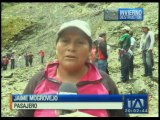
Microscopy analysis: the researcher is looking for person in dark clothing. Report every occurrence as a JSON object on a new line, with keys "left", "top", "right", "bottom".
{"left": 97, "top": 33, "right": 108, "bottom": 72}
{"left": 118, "top": 26, "right": 131, "bottom": 82}
{"left": 24, "top": 53, "right": 29, "bottom": 67}
{"left": 10, "top": 53, "right": 15, "bottom": 69}
{"left": 2, "top": 56, "right": 9, "bottom": 70}
{"left": 28, "top": 52, "right": 33, "bottom": 67}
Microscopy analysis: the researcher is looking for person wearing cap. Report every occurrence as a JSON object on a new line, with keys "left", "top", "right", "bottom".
{"left": 17, "top": 20, "right": 127, "bottom": 117}
{"left": 140, "top": 24, "right": 155, "bottom": 79}
{"left": 118, "top": 26, "right": 131, "bottom": 82}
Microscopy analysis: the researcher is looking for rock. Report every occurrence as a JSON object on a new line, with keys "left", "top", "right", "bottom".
{"left": 137, "top": 89, "right": 147, "bottom": 94}
{"left": 2, "top": 73, "right": 13, "bottom": 78}
{"left": 86, "top": 3, "right": 98, "bottom": 8}
{"left": 68, "top": 4, "right": 75, "bottom": 8}
{"left": 131, "top": 79, "right": 150, "bottom": 94}
{"left": 7, "top": 81, "right": 14, "bottom": 85}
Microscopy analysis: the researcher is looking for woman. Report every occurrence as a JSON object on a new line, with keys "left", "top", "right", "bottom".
{"left": 17, "top": 20, "right": 127, "bottom": 117}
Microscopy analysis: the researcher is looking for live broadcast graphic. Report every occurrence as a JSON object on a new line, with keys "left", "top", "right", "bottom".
{"left": 1, "top": 2, "right": 159, "bottom": 117}
{"left": 104, "top": 8, "right": 143, "bottom": 21}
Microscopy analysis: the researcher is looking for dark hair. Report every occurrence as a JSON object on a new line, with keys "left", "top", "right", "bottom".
{"left": 127, "top": 31, "right": 129, "bottom": 33}
{"left": 142, "top": 27, "right": 150, "bottom": 31}
{"left": 99, "top": 33, "right": 106, "bottom": 37}
{"left": 129, "top": 31, "right": 133, "bottom": 36}
{"left": 92, "top": 41, "right": 97, "bottom": 45}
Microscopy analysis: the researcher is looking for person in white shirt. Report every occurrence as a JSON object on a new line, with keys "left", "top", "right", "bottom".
{"left": 18, "top": 54, "right": 23, "bottom": 68}
{"left": 129, "top": 31, "right": 136, "bottom": 79}
{"left": 140, "top": 24, "right": 155, "bottom": 79}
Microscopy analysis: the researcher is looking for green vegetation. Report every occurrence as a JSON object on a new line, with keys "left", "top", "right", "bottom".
{"left": 2, "top": 17, "right": 32, "bottom": 48}
{"left": 1, "top": 3, "right": 18, "bottom": 10}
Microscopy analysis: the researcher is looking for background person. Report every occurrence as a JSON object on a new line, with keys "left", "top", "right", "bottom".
{"left": 39, "top": 50, "right": 45, "bottom": 64}
{"left": 18, "top": 54, "right": 23, "bottom": 68}
{"left": 24, "top": 53, "right": 29, "bottom": 67}
{"left": 97, "top": 33, "right": 108, "bottom": 72}
{"left": 28, "top": 52, "right": 34, "bottom": 67}
{"left": 90, "top": 41, "right": 98, "bottom": 67}
{"left": 118, "top": 26, "right": 131, "bottom": 82}
{"left": 128, "top": 31, "right": 136, "bottom": 79}
{"left": 2, "top": 56, "right": 9, "bottom": 70}
{"left": 140, "top": 24, "right": 155, "bottom": 79}
{"left": 10, "top": 53, "right": 15, "bottom": 70}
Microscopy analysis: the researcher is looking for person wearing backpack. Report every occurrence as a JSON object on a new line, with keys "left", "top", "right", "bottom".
{"left": 17, "top": 20, "right": 128, "bottom": 117}
{"left": 118, "top": 26, "right": 131, "bottom": 82}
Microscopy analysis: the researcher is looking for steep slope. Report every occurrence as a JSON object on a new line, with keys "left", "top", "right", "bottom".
{"left": 1, "top": 2, "right": 159, "bottom": 117}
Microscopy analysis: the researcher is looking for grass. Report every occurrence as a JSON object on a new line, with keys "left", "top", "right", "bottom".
{"left": 2, "top": 17, "right": 32, "bottom": 48}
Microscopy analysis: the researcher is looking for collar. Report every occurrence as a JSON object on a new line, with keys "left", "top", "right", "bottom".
{"left": 44, "top": 61, "right": 102, "bottom": 84}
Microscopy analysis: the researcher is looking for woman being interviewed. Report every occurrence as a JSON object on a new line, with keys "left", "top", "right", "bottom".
{"left": 17, "top": 20, "right": 127, "bottom": 117}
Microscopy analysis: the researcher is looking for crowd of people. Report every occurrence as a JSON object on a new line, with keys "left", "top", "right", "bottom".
{"left": 89, "top": 24, "right": 155, "bottom": 82}
{"left": 2, "top": 23, "right": 156, "bottom": 83}
{"left": 1, "top": 50, "right": 45, "bottom": 70}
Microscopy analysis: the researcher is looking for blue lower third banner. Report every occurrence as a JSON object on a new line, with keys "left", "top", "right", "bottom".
{"left": 11, "top": 94, "right": 148, "bottom": 113}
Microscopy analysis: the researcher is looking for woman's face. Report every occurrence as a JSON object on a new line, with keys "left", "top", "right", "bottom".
{"left": 56, "top": 27, "right": 90, "bottom": 71}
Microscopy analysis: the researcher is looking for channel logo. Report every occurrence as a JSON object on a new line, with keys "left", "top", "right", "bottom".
{"left": 104, "top": 8, "right": 143, "bottom": 21}
{"left": 123, "top": 95, "right": 148, "bottom": 114}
